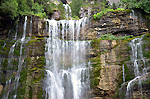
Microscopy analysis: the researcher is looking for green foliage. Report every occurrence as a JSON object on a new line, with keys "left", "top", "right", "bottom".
{"left": 70, "top": 0, "right": 83, "bottom": 17}
{"left": 72, "top": 15, "right": 80, "bottom": 20}
{"left": 121, "top": 0, "right": 150, "bottom": 13}
{"left": 124, "top": 63, "right": 135, "bottom": 82}
{"left": 93, "top": 14, "right": 97, "bottom": 20}
{"left": 32, "top": 2, "right": 44, "bottom": 14}
{"left": 0, "top": 0, "right": 53, "bottom": 20}
{"left": 93, "top": 8, "right": 125, "bottom": 20}
{"left": 96, "top": 34, "right": 133, "bottom": 40}
{"left": 0, "top": 0, "right": 18, "bottom": 20}
{"left": 58, "top": 2, "right": 65, "bottom": 19}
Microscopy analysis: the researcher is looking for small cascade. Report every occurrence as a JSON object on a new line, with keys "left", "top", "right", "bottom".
{"left": 14, "top": 25, "right": 18, "bottom": 40}
{"left": 125, "top": 37, "right": 147, "bottom": 98}
{"left": 44, "top": 17, "right": 91, "bottom": 99}
{"left": 130, "top": 9, "right": 138, "bottom": 35}
{"left": 63, "top": 4, "right": 72, "bottom": 19}
{"left": 29, "top": 16, "right": 32, "bottom": 36}
{"left": 3, "top": 42, "right": 6, "bottom": 48}
{"left": 9, "top": 40, "right": 19, "bottom": 58}
{"left": 1, "top": 16, "right": 28, "bottom": 99}
{"left": 13, "top": 16, "right": 28, "bottom": 98}
{"left": 122, "top": 64, "right": 125, "bottom": 83}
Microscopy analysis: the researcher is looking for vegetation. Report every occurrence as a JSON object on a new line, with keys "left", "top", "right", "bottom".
{"left": 120, "top": 0, "right": 150, "bottom": 13}
{"left": 0, "top": 0, "right": 66, "bottom": 20}
{"left": 93, "top": 34, "right": 133, "bottom": 40}
{"left": 0, "top": 0, "right": 48, "bottom": 20}
{"left": 93, "top": 8, "right": 125, "bottom": 20}
{"left": 70, "top": 0, "right": 83, "bottom": 17}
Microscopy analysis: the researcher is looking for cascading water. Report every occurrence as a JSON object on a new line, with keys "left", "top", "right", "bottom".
{"left": 14, "top": 25, "right": 18, "bottom": 40}
{"left": 1, "top": 16, "right": 28, "bottom": 99}
{"left": 63, "top": 4, "right": 72, "bottom": 19}
{"left": 13, "top": 16, "right": 28, "bottom": 98}
{"left": 122, "top": 64, "right": 125, "bottom": 83}
{"left": 125, "top": 36, "right": 147, "bottom": 98}
{"left": 44, "top": 7, "right": 91, "bottom": 98}
{"left": 30, "top": 16, "right": 32, "bottom": 36}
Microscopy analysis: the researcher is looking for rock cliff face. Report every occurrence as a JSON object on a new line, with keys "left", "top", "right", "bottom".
{"left": 0, "top": 37, "right": 45, "bottom": 99}
{"left": 90, "top": 34, "right": 150, "bottom": 99}
{"left": 88, "top": 9, "right": 150, "bottom": 99}
{"left": 90, "top": 40, "right": 129, "bottom": 98}
{"left": 23, "top": 38, "right": 45, "bottom": 99}
{"left": 87, "top": 10, "right": 148, "bottom": 39}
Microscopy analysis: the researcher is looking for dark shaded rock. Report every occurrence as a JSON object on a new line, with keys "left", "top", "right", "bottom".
{"left": 60, "top": 0, "right": 67, "bottom": 4}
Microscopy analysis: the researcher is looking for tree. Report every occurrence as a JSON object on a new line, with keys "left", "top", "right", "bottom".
{"left": 0, "top": 0, "right": 18, "bottom": 20}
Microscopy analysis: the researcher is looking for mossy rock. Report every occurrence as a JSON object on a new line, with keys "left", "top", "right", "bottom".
{"left": 126, "top": 9, "right": 131, "bottom": 14}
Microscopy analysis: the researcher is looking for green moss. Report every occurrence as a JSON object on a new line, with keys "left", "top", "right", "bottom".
{"left": 117, "top": 71, "right": 123, "bottom": 88}
{"left": 90, "top": 54, "right": 102, "bottom": 88}
{"left": 124, "top": 63, "right": 134, "bottom": 82}
{"left": 14, "top": 50, "right": 20, "bottom": 56}
{"left": 17, "top": 68, "right": 27, "bottom": 99}
{"left": 123, "top": 35, "right": 143, "bottom": 44}
{"left": 142, "top": 32, "right": 150, "bottom": 59}
{"left": 90, "top": 78, "right": 100, "bottom": 88}
{"left": 126, "top": 9, "right": 131, "bottom": 13}
{"left": 28, "top": 39, "right": 40, "bottom": 45}
{"left": 97, "top": 34, "right": 133, "bottom": 40}
{"left": 93, "top": 8, "right": 125, "bottom": 20}
{"left": 1, "top": 59, "right": 8, "bottom": 68}
{"left": 113, "top": 88, "right": 125, "bottom": 99}
{"left": 36, "top": 56, "right": 45, "bottom": 68}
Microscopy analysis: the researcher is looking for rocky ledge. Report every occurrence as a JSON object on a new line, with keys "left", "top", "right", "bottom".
{"left": 85, "top": 10, "right": 149, "bottom": 40}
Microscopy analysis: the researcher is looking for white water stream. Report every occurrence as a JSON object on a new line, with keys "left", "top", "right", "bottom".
{"left": 125, "top": 37, "right": 147, "bottom": 98}
{"left": 63, "top": 4, "right": 72, "bottom": 19}
{"left": 44, "top": 15, "right": 91, "bottom": 99}
{"left": 1, "top": 16, "right": 28, "bottom": 99}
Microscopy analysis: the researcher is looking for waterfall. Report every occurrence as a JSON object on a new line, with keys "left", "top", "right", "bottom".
{"left": 122, "top": 64, "right": 125, "bottom": 83}
{"left": 29, "top": 16, "right": 32, "bottom": 36}
{"left": 9, "top": 40, "right": 19, "bottom": 58}
{"left": 13, "top": 16, "right": 28, "bottom": 99}
{"left": 125, "top": 36, "right": 147, "bottom": 98}
{"left": 63, "top": 4, "right": 72, "bottom": 19}
{"left": 44, "top": 16, "right": 91, "bottom": 99}
{"left": 14, "top": 25, "right": 18, "bottom": 40}
{"left": 1, "top": 16, "right": 28, "bottom": 99}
